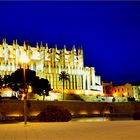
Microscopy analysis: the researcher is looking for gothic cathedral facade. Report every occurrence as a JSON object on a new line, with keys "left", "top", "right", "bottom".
{"left": 0, "top": 39, "right": 103, "bottom": 95}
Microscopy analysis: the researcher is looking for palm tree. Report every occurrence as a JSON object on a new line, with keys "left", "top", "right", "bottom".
{"left": 0, "top": 76, "right": 3, "bottom": 89}
{"left": 59, "top": 71, "right": 70, "bottom": 100}
{"left": 0, "top": 76, "right": 3, "bottom": 96}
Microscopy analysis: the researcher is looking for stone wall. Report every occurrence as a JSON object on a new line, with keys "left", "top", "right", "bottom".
{"left": 0, "top": 100, "right": 140, "bottom": 117}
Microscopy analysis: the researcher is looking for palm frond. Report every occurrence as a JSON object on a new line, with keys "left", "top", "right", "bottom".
{"left": 59, "top": 71, "right": 70, "bottom": 81}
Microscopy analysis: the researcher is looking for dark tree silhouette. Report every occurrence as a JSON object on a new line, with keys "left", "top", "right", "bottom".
{"left": 32, "top": 78, "right": 52, "bottom": 101}
{"left": 59, "top": 71, "right": 70, "bottom": 100}
{"left": 5, "top": 69, "right": 36, "bottom": 94}
{"left": 3, "top": 69, "right": 52, "bottom": 100}
{"left": 3, "top": 75, "right": 11, "bottom": 87}
{"left": 0, "top": 76, "right": 3, "bottom": 89}
{"left": 0, "top": 76, "right": 3, "bottom": 97}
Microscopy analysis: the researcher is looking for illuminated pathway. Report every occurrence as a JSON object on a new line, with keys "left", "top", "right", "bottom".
{"left": 0, "top": 121, "right": 140, "bottom": 140}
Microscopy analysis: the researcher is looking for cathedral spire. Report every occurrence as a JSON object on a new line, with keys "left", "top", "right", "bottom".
{"left": 55, "top": 44, "right": 57, "bottom": 49}
{"left": 40, "top": 41, "right": 45, "bottom": 51}
{"left": 78, "top": 46, "right": 83, "bottom": 55}
{"left": 16, "top": 39, "right": 18, "bottom": 45}
{"left": 13, "top": 40, "right": 15, "bottom": 45}
{"left": 72, "top": 45, "right": 76, "bottom": 54}
{"left": 46, "top": 43, "right": 48, "bottom": 51}
{"left": 36, "top": 42, "right": 39, "bottom": 50}
{"left": 2, "top": 38, "right": 6, "bottom": 44}
{"left": 23, "top": 40, "right": 28, "bottom": 50}
{"left": 40, "top": 41, "right": 43, "bottom": 47}
{"left": 12, "top": 40, "right": 16, "bottom": 50}
{"left": 64, "top": 44, "right": 66, "bottom": 50}
{"left": 72, "top": 45, "right": 76, "bottom": 50}
{"left": 23, "top": 41, "right": 26, "bottom": 50}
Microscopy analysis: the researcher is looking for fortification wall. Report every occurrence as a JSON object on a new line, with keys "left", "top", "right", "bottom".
{"left": 0, "top": 100, "right": 139, "bottom": 117}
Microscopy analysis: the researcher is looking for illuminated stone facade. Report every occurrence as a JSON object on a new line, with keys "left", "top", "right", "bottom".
{"left": 112, "top": 83, "right": 140, "bottom": 100}
{"left": 102, "top": 82, "right": 140, "bottom": 101}
{"left": 0, "top": 39, "right": 103, "bottom": 94}
{"left": 112, "top": 83, "right": 133, "bottom": 97}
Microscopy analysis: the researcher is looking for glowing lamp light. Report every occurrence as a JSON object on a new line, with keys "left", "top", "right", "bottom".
{"left": 123, "top": 92, "right": 128, "bottom": 97}
{"left": 19, "top": 54, "right": 29, "bottom": 64}
{"left": 92, "top": 111, "right": 100, "bottom": 114}
{"left": 22, "top": 93, "right": 26, "bottom": 100}
{"left": 79, "top": 110, "right": 88, "bottom": 115}
{"left": 103, "top": 110, "right": 110, "bottom": 114}
{"left": 28, "top": 86, "right": 32, "bottom": 93}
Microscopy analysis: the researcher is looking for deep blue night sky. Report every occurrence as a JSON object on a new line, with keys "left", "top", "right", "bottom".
{"left": 0, "top": 1, "right": 140, "bottom": 85}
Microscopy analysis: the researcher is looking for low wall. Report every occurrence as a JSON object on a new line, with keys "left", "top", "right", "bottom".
{"left": 0, "top": 100, "right": 140, "bottom": 117}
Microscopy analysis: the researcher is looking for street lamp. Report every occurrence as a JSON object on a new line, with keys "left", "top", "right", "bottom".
{"left": 19, "top": 54, "right": 29, "bottom": 125}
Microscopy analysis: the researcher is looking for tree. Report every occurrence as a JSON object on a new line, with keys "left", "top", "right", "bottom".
{"left": 3, "top": 68, "right": 52, "bottom": 100}
{"left": 32, "top": 78, "right": 52, "bottom": 101}
{"left": 5, "top": 69, "right": 36, "bottom": 95}
{"left": 59, "top": 71, "right": 70, "bottom": 100}
{"left": 0, "top": 76, "right": 3, "bottom": 96}
{"left": 3, "top": 75, "right": 11, "bottom": 88}
{"left": 0, "top": 76, "right": 3, "bottom": 89}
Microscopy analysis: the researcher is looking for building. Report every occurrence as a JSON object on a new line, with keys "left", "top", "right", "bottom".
{"left": 112, "top": 83, "right": 134, "bottom": 98}
{"left": 112, "top": 83, "right": 140, "bottom": 101}
{"left": 102, "top": 81, "right": 140, "bottom": 102}
{"left": 0, "top": 39, "right": 103, "bottom": 95}
{"left": 102, "top": 81, "right": 113, "bottom": 96}
{"left": 131, "top": 86, "right": 140, "bottom": 101}
{"left": 131, "top": 82, "right": 140, "bottom": 101}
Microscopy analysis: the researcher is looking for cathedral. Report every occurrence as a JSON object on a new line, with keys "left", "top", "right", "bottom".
{"left": 0, "top": 39, "right": 103, "bottom": 95}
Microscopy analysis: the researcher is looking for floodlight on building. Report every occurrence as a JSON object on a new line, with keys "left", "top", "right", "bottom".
{"left": 19, "top": 54, "right": 29, "bottom": 64}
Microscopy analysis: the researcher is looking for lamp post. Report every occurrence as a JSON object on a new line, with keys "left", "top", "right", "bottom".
{"left": 19, "top": 54, "right": 29, "bottom": 125}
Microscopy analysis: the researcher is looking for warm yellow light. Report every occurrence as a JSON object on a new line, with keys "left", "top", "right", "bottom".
{"left": 103, "top": 110, "right": 110, "bottom": 114}
{"left": 19, "top": 54, "right": 29, "bottom": 63}
{"left": 123, "top": 92, "right": 128, "bottom": 97}
{"left": 99, "top": 93, "right": 104, "bottom": 96}
{"left": 79, "top": 110, "right": 88, "bottom": 115}
{"left": 28, "top": 86, "right": 32, "bottom": 93}
{"left": 92, "top": 110, "right": 100, "bottom": 114}
{"left": 22, "top": 93, "right": 26, "bottom": 100}
{"left": 113, "top": 93, "right": 118, "bottom": 97}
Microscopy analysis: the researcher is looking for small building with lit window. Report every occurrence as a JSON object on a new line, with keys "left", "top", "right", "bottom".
{"left": 112, "top": 83, "right": 133, "bottom": 97}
